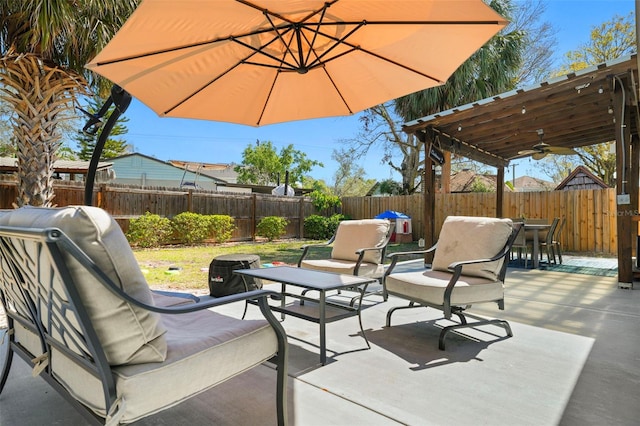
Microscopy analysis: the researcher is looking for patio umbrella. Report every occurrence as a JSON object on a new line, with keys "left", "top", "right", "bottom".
{"left": 86, "top": 0, "right": 508, "bottom": 126}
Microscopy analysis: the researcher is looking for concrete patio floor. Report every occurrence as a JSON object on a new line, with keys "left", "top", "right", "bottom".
{"left": 1, "top": 261, "right": 639, "bottom": 425}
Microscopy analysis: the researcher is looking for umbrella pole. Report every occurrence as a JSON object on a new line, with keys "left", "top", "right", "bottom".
{"left": 82, "top": 85, "right": 131, "bottom": 206}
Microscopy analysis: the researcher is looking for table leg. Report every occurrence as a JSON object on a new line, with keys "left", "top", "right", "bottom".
{"left": 532, "top": 230, "right": 540, "bottom": 268}
{"left": 319, "top": 290, "right": 326, "bottom": 365}
{"left": 280, "top": 282, "right": 286, "bottom": 321}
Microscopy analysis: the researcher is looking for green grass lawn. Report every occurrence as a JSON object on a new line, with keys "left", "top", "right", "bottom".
{"left": 134, "top": 239, "right": 423, "bottom": 292}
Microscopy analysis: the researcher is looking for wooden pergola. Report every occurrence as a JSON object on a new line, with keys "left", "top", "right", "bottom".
{"left": 403, "top": 55, "right": 639, "bottom": 287}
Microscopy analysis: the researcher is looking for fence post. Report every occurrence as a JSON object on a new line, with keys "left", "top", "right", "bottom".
{"left": 97, "top": 184, "right": 107, "bottom": 209}
{"left": 298, "top": 197, "right": 305, "bottom": 238}
{"left": 251, "top": 193, "right": 257, "bottom": 241}
{"left": 187, "top": 189, "right": 193, "bottom": 212}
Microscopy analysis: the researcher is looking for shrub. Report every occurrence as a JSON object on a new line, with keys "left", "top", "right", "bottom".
{"left": 207, "top": 214, "right": 235, "bottom": 243}
{"left": 126, "top": 212, "right": 172, "bottom": 248}
{"left": 256, "top": 216, "right": 288, "bottom": 241}
{"left": 172, "top": 212, "right": 210, "bottom": 244}
{"left": 303, "top": 213, "right": 350, "bottom": 240}
{"left": 303, "top": 214, "right": 329, "bottom": 240}
{"left": 309, "top": 190, "right": 341, "bottom": 211}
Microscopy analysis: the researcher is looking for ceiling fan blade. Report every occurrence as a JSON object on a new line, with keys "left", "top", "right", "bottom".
{"left": 532, "top": 152, "right": 548, "bottom": 160}
{"left": 547, "top": 146, "right": 578, "bottom": 155}
{"left": 517, "top": 149, "right": 538, "bottom": 156}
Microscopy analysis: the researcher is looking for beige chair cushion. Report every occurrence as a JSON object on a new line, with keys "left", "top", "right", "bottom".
{"left": 331, "top": 219, "right": 390, "bottom": 264}
{"left": 51, "top": 309, "right": 277, "bottom": 423}
{"left": 385, "top": 269, "right": 503, "bottom": 306}
{"left": 0, "top": 206, "right": 167, "bottom": 365}
{"left": 432, "top": 216, "right": 513, "bottom": 280}
{"left": 300, "top": 258, "right": 384, "bottom": 278}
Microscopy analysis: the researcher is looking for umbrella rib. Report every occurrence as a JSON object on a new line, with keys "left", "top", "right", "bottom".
{"left": 303, "top": 3, "right": 329, "bottom": 66}
{"left": 236, "top": 0, "right": 339, "bottom": 26}
{"left": 261, "top": 12, "right": 305, "bottom": 71}
{"left": 313, "top": 27, "right": 444, "bottom": 83}
{"left": 231, "top": 31, "right": 300, "bottom": 72}
{"left": 302, "top": 22, "right": 365, "bottom": 70}
{"left": 256, "top": 71, "right": 281, "bottom": 126}
{"left": 320, "top": 66, "right": 354, "bottom": 115}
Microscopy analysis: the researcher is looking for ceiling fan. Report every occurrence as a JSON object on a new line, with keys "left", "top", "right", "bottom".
{"left": 515, "top": 129, "right": 577, "bottom": 160}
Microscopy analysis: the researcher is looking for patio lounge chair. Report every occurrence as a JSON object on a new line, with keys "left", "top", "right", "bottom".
{"left": 297, "top": 219, "right": 392, "bottom": 304}
{"left": 383, "top": 216, "right": 520, "bottom": 350}
{"left": 0, "top": 206, "right": 288, "bottom": 425}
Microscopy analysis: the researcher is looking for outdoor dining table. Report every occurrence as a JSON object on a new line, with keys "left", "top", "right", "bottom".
{"left": 523, "top": 223, "right": 552, "bottom": 268}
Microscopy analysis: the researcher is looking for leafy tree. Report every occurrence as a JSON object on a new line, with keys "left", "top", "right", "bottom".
{"left": 0, "top": 1, "right": 138, "bottom": 206}
{"left": 235, "top": 140, "right": 323, "bottom": 186}
{"left": 556, "top": 12, "right": 635, "bottom": 74}
{"left": 353, "top": 104, "right": 423, "bottom": 194}
{"left": 469, "top": 177, "right": 494, "bottom": 193}
{"left": 378, "top": 179, "right": 403, "bottom": 195}
{"left": 330, "top": 148, "right": 376, "bottom": 197}
{"left": 509, "top": 0, "right": 557, "bottom": 85}
{"left": 75, "top": 95, "right": 131, "bottom": 160}
{"left": 541, "top": 13, "right": 636, "bottom": 185}
{"left": 57, "top": 144, "right": 79, "bottom": 161}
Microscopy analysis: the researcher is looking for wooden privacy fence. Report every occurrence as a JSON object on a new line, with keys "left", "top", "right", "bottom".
{"left": 0, "top": 182, "right": 318, "bottom": 241}
{"left": 342, "top": 188, "right": 619, "bottom": 255}
{"left": 0, "top": 181, "right": 620, "bottom": 254}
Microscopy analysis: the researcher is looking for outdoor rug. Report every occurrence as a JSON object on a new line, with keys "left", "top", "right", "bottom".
{"left": 279, "top": 295, "right": 595, "bottom": 426}
{"left": 509, "top": 255, "right": 617, "bottom": 277}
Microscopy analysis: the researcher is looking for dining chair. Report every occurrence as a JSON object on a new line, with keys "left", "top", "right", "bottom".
{"left": 510, "top": 224, "right": 530, "bottom": 268}
{"left": 539, "top": 217, "right": 560, "bottom": 264}
{"left": 542, "top": 217, "right": 565, "bottom": 264}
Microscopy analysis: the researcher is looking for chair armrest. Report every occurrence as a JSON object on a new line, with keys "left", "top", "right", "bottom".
{"left": 151, "top": 289, "right": 200, "bottom": 303}
{"left": 298, "top": 235, "right": 335, "bottom": 266}
{"left": 114, "top": 288, "right": 280, "bottom": 315}
{"left": 355, "top": 244, "right": 387, "bottom": 255}
{"left": 383, "top": 245, "right": 437, "bottom": 277}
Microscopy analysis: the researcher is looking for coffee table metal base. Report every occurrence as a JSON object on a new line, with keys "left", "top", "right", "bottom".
{"left": 236, "top": 266, "right": 375, "bottom": 365}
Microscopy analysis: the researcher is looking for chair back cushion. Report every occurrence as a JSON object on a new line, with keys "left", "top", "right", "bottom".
{"left": 432, "top": 216, "right": 513, "bottom": 280}
{"left": 0, "top": 206, "right": 167, "bottom": 365}
{"left": 331, "top": 219, "right": 390, "bottom": 264}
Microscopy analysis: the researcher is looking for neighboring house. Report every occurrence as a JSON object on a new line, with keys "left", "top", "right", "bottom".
{"left": 168, "top": 160, "right": 241, "bottom": 184}
{"left": 555, "top": 165, "right": 609, "bottom": 191}
{"left": 448, "top": 169, "right": 513, "bottom": 193}
{"left": 0, "top": 157, "right": 114, "bottom": 183}
{"left": 511, "top": 175, "right": 555, "bottom": 192}
{"left": 110, "top": 153, "right": 225, "bottom": 190}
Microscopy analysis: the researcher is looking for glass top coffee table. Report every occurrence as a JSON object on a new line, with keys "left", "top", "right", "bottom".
{"left": 235, "top": 266, "right": 376, "bottom": 365}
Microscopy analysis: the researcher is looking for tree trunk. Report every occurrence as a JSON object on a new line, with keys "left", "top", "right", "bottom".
{"left": 0, "top": 52, "right": 85, "bottom": 207}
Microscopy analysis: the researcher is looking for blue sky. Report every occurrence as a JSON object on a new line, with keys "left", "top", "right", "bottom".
{"left": 112, "top": 0, "right": 635, "bottom": 184}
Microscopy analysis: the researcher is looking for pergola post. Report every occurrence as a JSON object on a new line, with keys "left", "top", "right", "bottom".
{"left": 496, "top": 166, "right": 505, "bottom": 218}
{"left": 613, "top": 73, "right": 635, "bottom": 288}
{"left": 422, "top": 129, "right": 436, "bottom": 263}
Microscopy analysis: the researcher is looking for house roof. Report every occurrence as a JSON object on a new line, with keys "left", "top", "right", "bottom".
{"left": 403, "top": 55, "right": 636, "bottom": 168}
{"left": 555, "top": 165, "right": 609, "bottom": 190}
{"left": 448, "top": 169, "right": 512, "bottom": 193}
{"left": 168, "top": 160, "right": 239, "bottom": 183}
{"left": 512, "top": 175, "right": 555, "bottom": 192}
{"left": 0, "top": 157, "right": 112, "bottom": 173}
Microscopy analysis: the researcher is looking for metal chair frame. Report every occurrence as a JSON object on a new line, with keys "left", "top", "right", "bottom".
{"left": 383, "top": 223, "right": 521, "bottom": 350}
{"left": 0, "top": 226, "right": 288, "bottom": 425}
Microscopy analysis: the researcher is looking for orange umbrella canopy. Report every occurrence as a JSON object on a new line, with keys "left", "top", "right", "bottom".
{"left": 86, "top": 0, "right": 507, "bottom": 126}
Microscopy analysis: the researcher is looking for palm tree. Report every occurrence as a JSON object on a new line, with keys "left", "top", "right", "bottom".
{"left": 394, "top": 0, "right": 524, "bottom": 121}
{"left": 0, "top": 0, "right": 137, "bottom": 206}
